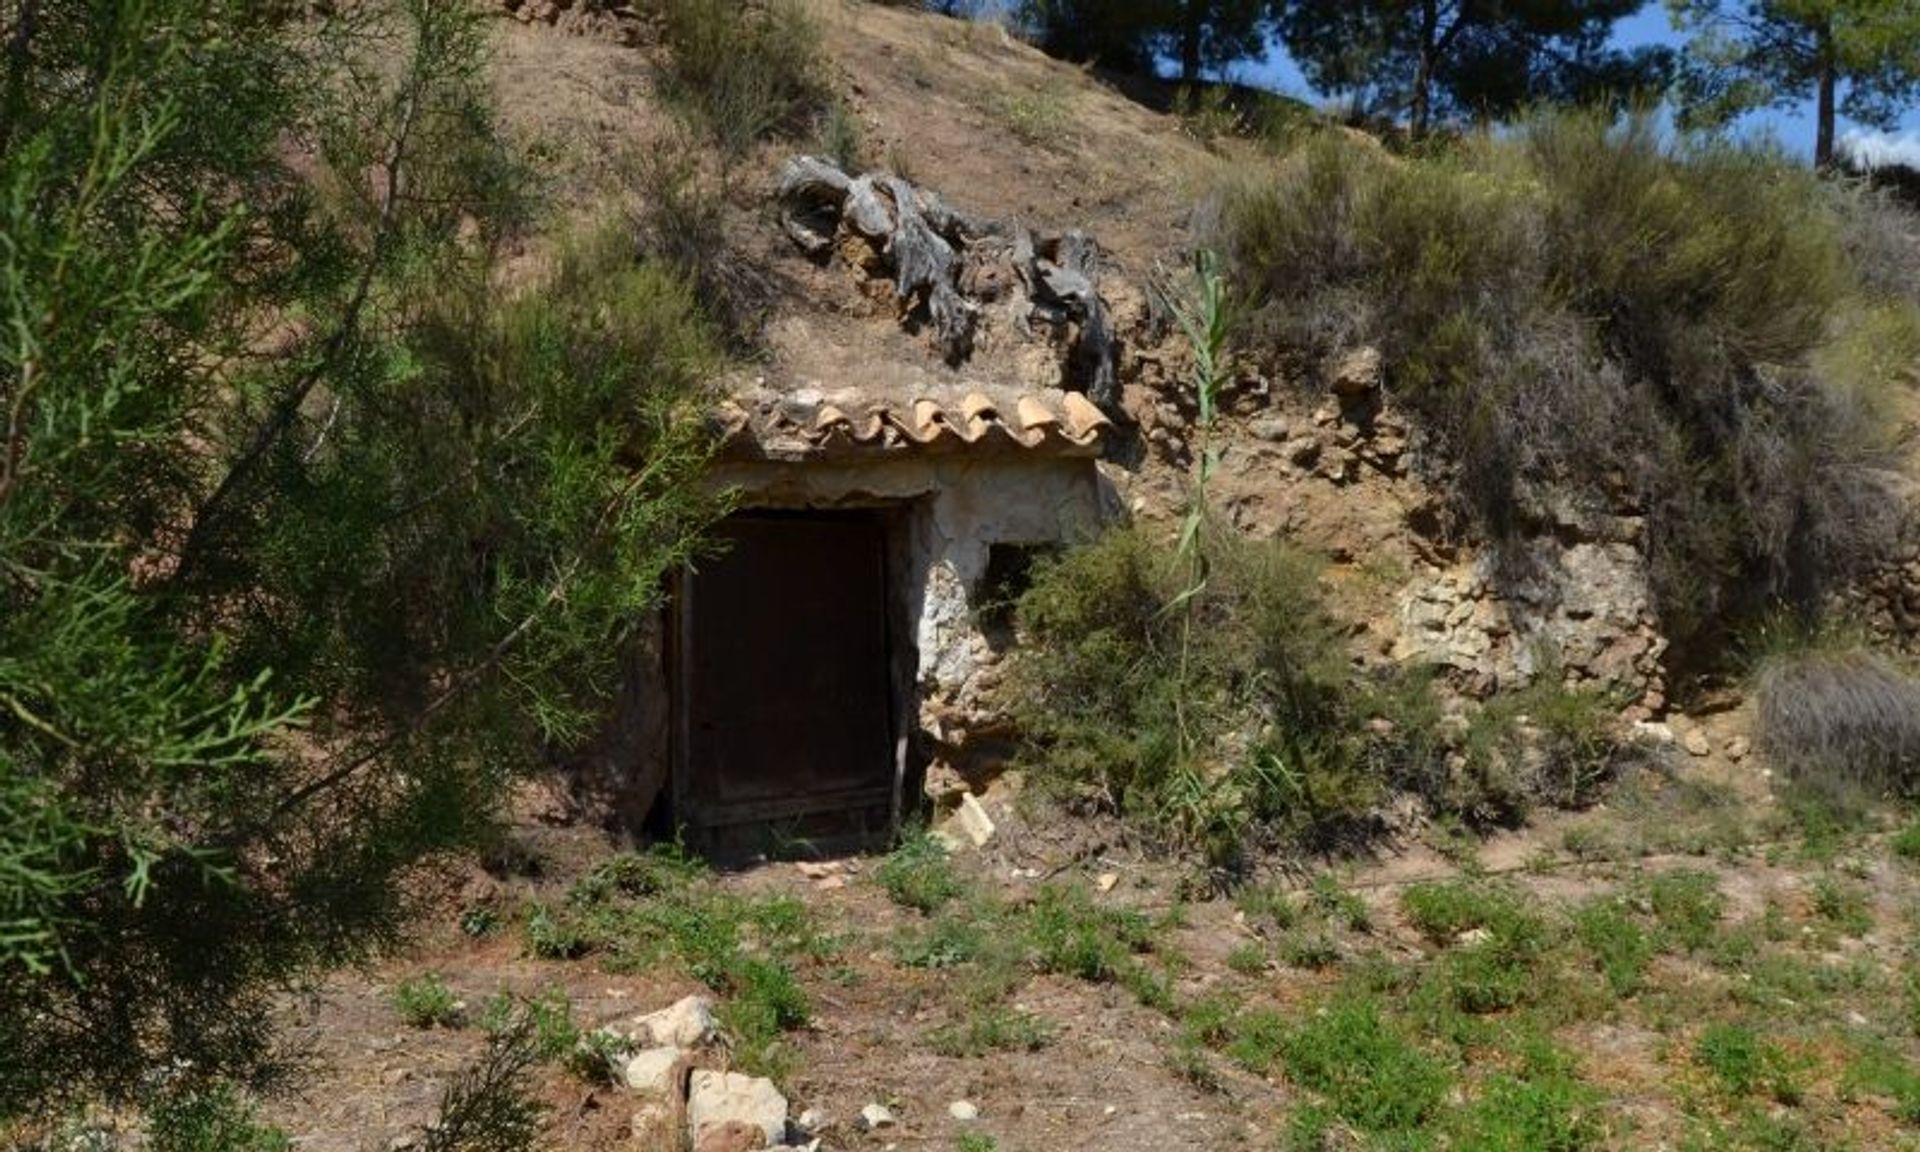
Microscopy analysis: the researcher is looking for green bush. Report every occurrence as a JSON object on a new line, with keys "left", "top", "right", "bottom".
{"left": 659, "top": 0, "right": 829, "bottom": 157}
{"left": 877, "top": 830, "right": 965, "bottom": 913}
{"left": 419, "top": 1014, "right": 546, "bottom": 1152}
{"left": 1457, "top": 676, "right": 1627, "bottom": 824}
{"left": 1573, "top": 898, "right": 1656, "bottom": 998}
{"left": 1280, "top": 995, "right": 1452, "bottom": 1135}
{"left": 1009, "top": 524, "right": 1444, "bottom": 859}
{"left": 1642, "top": 871, "right": 1726, "bottom": 953}
{"left": 930, "top": 1004, "right": 1051, "bottom": 1056}
{"left": 393, "top": 973, "right": 463, "bottom": 1029}
{"left": 1694, "top": 1023, "right": 1807, "bottom": 1104}
{"left": 147, "top": 1086, "right": 291, "bottom": 1152}
{"left": 1215, "top": 111, "right": 1916, "bottom": 662}
{"left": 1450, "top": 1046, "right": 1603, "bottom": 1152}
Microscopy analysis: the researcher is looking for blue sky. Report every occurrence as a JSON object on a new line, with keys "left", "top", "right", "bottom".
{"left": 1231, "top": 3, "right": 1920, "bottom": 165}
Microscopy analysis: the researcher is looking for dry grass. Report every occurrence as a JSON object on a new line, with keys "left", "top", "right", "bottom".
{"left": 1756, "top": 647, "right": 1920, "bottom": 800}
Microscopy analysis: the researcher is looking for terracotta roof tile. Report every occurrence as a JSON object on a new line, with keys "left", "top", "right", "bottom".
{"left": 716, "top": 387, "right": 1112, "bottom": 460}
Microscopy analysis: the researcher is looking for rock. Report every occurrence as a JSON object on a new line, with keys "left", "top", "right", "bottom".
{"left": 1456, "top": 927, "right": 1493, "bottom": 948}
{"left": 955, "top": 793, "right": 996, "bottom": 847}
{"left": 857, "top": 1102, "right": 897, "bottom": 1131}
{"left": 1725, "top": 735, "right": 1751, "bottom": 762}
{"left": 1095, "top": 871, "right": 1119, "bottom": 893}
{"left": 949, "top": 1100, "right": 980, "bottom": 1121}
{"left": 796, "top": 1107, "right": 826, "bottom": 1133}
{"left": 694, "top": 1119, "right": 768, "bottom": 1152}
{"left": 1631, "top": 720, "right": 1676, "bottom": 746}
{"left": 1315, "top": 445, "right": 1356, "bottom": 482}
{"left": 688, "top": 1071, "right": 788, "bottom": 1150}
{"left": 1250, "top": 416, "right": 1290, "bottom": 442}
{"left": 1331, "top": 346, "right": 1382, "bottom": 396}
{"left": 635, "top": 995, "right": 717, "bottom": 1049}
{"left": 1683, "top": 728, "right": 1711, "bottom": 758}
{"left": 623, "top": 1046, "right": 690, "bottom": 1097}
{"left": 1283, "top": 436, "right": 1322, "bottom": 466}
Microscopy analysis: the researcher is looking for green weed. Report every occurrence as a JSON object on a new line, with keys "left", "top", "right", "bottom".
{"left": 1281, "top": 995, "right": 1451, "bottom": 1135}
{"left": 877, "top": 830, "right": 965, "bottom": 913}
{"left": 1574, "top": 898, "right": 1656, "bottom": 998}
{"left": 1891, "top": 818, "right": 1920, "bottom": 862}
{"left": 393, "top": 973, "right": 462, "bottom": 1029}
{"left": 1451, "top": 1063, "right": 1603, "bottom": 1151}
{"left": 1643, "top": 871, "right": 1726, "bottom": 953}
{"left": 930, "top": 1004, "right": 1052, "bottom": 1056}
{"left": 1226, "top": 942, "right": 1269, "bottom": 975}
{"left": 1694, "top": 1023, "right": 1808, "bottom": 1105}
{"left": 147, "top": 1085, "right": 291, "bottom": 1152}
{"left": 1811, "top": 876, "right": 1875, "bottom": 938}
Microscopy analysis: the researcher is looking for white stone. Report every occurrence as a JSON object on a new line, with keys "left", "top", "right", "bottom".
{"left": 1631, "top": 720, "right": 1676, "bottom": 746}
{"left": 622, "top": 1046, "right": 688, "bottom": 1097}
{"left": 1683, "top": 729, "right": 1711, "bottom": 757}
{"left": 688, "top": 1070, "right": 788, "bottom": 1149}
{"left": 634, "top": 994, "right": 717, "bottom": 1048}
{"left": 857, "top": 1102, "right": 897, "bottom": 1131}
{"left": 955, "top": 793, "right": 996, "bottom": 847}
{"left": 948, "top": 1100, "right": 979, "bottom": 1121}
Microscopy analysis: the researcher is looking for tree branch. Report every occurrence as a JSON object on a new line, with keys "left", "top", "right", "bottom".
{"left": 241, "top": 460, "right": 661, "bottom": 837}
{"left": 0, "top": 0, "right": 40, "bottom": 159}
{"left": 0, "top": 355, "right": 34, "bottom": 507}
{"left": 171, "top": 85, "right": 421, "bottom": 586}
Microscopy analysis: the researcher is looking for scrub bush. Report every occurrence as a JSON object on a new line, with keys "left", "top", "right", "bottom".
{"left": 1215, "top": 110, "right": 1916, "bottom": 665}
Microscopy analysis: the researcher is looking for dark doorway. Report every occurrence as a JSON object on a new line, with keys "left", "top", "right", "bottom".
{"left": 676, "top": 511, "right": 899, "bottom": 854}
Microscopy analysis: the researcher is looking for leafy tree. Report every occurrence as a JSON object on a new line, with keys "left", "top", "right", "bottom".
{"left": 1, "top": 0, "right": 720, "bottom": 1121}
{"left": 1667, "top": 0, "right": 1920, "bottom": 167}
{"left": 1279, "top": 0, "right": 1662, "bottom": 137}
{"left": 1022, "top": 0, "right": 1276, "bottom": 83}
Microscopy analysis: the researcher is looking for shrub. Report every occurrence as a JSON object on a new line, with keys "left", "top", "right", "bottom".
{"left": 1891, "top": 818, "right": 1920, "bottom": 862}
{"left": 393, "top": 973, "right": 463, "bottom": 1029}
{"left": 1457, "top": 676, "right": 1628, "bottom": 824}
{"left": 1450, "top": 1048, "right": 1603, "bottom": 1152}
{"left": 877, "top": 830, "right": 965, "bottom": 913}
{"left": 1573, "top": 898, "right": 1656, "bottom": 998}
{"left": 1694, "top": 1023, "right": 1808, "bottom": 1104}
{"left": 1281, "top": 995, "right": 1451, "bottom": 1135}
{"left": 1642, "top": 871, "right": 1726, "bottom": 953}
{"left": 147, "top": 1086, "right": 291, "bottom": 1152}
{"left": 1755, "top": 645, "right": 1920, "bottom": 800}
{"left": 418, "top": 1015, "right": 545, "bottom": 1152}
{"left": 929, "top": 1004, "right": 1051, "bottom": 1056}
{"left": 1009, "top": 524, "right": 1442, "bottom": 859}
{"left": 1214, "top": 110, "right": 1915, "bottom": 663}
{"left": 658, "top": 0, "right": 829, "bottom": 157}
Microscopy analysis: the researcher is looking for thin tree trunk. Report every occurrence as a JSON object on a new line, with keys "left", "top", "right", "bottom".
{"left": 1180, "top": 1, "right": 1203, "bottom": 84}
{"left": 1411, "top": 0, "right": 1438, "bottom": 139}
{"left": 1815, "top": 20, "right": 1837, "bottom": 169}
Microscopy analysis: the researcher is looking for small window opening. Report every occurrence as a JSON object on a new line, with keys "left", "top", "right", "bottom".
{"left": 976, "top": 542, "right": 1053, "bottom": 649}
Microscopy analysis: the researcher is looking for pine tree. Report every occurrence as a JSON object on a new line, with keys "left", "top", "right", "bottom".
{"left": 1667, "top": 0, "right": 1920, "bottom": 167}
{"left": 1278, "top": 0, "right": 1660, "bottom": 137}
{"left": 1022, "top": 0, "right": 1276, "bottom": 82}
{"left": 1, "top": 0, "right": 721, "bottom": 1118}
